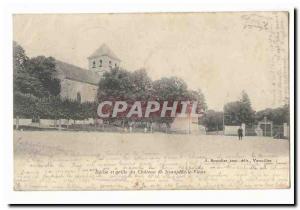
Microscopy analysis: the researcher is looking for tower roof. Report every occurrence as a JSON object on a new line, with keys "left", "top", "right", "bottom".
{"left": 88, "top": 44, "right": 121, "bottom": 61}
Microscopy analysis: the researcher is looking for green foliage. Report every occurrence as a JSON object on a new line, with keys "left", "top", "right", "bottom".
{"left": 13, "top": 42, "right": 44, "bottom": 96}
{"left": 13, "top": 42, "right": 97, "bottom": 121}
{"left": 13, "top": 41, "right": 28, "bottom": 75}
{"left": 199, "top": 110, "right": 223, "bottom": 131}
{"left": 14, "top": 42, "right": 209, "bottom": 124}
{"left": 14, "top": 71, "right": 47, "bottom": 97}
{"left": 130, "top": 69, "right": 153, "bottom": 100}
{"left": 255, "top": 104, "right": 289, "bottom": 125}
{"left": 97, "top": 67, "right": 153, "bottom": 101}
{"left": 97, "top": 67, "right": 133, "bottom": 100}
{"left": 224, "top": 91, "right": 255, "bottom": 125}
{"left": 97, "top": 67, "right": 152, "bottom": 124}
{"left": 187, "top": 89, "right": 208, "bottom": 112}
{"left": 97, "top": 68, "right": 207, "bottom": 126}
{"left": 14, "top": 91, "right": 96, "bottom": 121}
{"left": 81, "top": 101, "right": 98, "bottom": 119}
{"left": 152, "top": 77, "right": 188, "bottom": 101}
{"left": 26, "top": 56, "right": 61, "bottom": 97}
{"left": 151, "top": 77, "right": 188, "bottom": 125}
{"left": 13, "top": 92, "right": 38, "bottom": 118}
{"left": 13, "top": 42, "right": 61, "bottom": 97}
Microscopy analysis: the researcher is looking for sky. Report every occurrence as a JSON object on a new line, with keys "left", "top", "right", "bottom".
{"left": 13, "top": 12, "right": 288, "bottom": 111}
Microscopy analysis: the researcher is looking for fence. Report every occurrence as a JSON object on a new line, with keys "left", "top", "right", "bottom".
{"left": 13, "top": 118, "right": 289, "bottom": 138}
{"left": 273, "top": 125, "right": 284, "bottom": 139}
{"left": 225, "top": 124, "right": 288, "bottom": 139}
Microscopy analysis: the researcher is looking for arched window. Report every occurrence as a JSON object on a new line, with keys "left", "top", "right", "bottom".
{"left": 77, "top": 92, "right": 81, "bottom": 103}
{"left": 92, "top": 61, "right": 96, "bottom": 68}
{"left": 109, "top": 60, "right": 112, "bottom": 69}
{"left": 99, "top": 59, "right": 102, "bottom": 67}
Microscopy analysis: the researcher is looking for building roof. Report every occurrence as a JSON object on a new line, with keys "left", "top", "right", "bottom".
{"left": 88, "top": 44, "right": 121, "bottom": 61}
{"left": 55, "top": 60, "right": 101, "bottom": 85}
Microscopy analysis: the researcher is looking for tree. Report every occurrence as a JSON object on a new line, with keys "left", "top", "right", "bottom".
{"left": 187, "top": 89, "right": 207, "bottom": 112}
{"left": 239, "top": 91, "right": 255, "bottom": 125}
{"left": 13, "top": 42, "right": 44, "bottom": 96}
{"left": 14, "top": 71, "right": 48, "bottom": 97}
{"left": 13, "top": 92, "right": 38, "bottom": 118}
{"left": 152, "top": 76, "right": 188, "bottom": 101}
{"left": 97, "top": 67, "right": 133, "bottom": 124}
{"left": 27, "top": 56, "right": 61, "bottom": 96}
{"left": 96, "top": 67, "right": 207, "bottom": 127}
{"left": 151, "top": 77, "right": 189, "bottom": 126}
{"left": 13, "top": 42, "right": 61, "bottom": 97}
{"left": 224, "top": 91, "right": 255, "bottom": 125}
{"left": 13, "top": 42, "right": 62, "bottom": 123}
{"left": 81, "top": 101, "right": 98, "bottom": 119}
{"left": 199, "top": 110, "right": 223, "bottom": 131}
{"left": 97, "top": 67, "right": 133, "bottom": 101}
{"left": 129, "top": 68, "right": 153, "bottom": 100}
{"left": 255, "top": 104, "right": 289, "bottom": 125}
{"left": 13, "top": 41, "right": 28, "bottom": 75}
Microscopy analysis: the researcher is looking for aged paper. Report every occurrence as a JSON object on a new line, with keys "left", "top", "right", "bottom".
{"left": 13, "top": 12, "right": 290, "bottom": 190}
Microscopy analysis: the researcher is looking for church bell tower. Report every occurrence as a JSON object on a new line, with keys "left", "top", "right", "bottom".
{"left": 87, "top": 44, "right": 121, "bottom": 76}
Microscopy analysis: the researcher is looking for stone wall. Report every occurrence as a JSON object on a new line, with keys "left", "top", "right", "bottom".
{"left": 224, "top": 124, "right": 245, "bottom": 136}
{"left": 170, "top": 116, "right": 200, "bottom": 134}
{"left": 60, "top": 79, "right": 98, "bottom": 102}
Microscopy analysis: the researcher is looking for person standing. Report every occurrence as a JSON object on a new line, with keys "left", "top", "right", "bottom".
{"left": 238, "top": 126, "right": 243, "bottom": 140}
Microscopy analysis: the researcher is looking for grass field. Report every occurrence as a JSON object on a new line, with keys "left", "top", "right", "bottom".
{"left": 14, "top": 131, "right": 290, "bottom": 190}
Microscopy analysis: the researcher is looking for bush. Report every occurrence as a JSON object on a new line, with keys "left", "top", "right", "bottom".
{"left": 13, "top": 91, "right": 97, "bottom": 121}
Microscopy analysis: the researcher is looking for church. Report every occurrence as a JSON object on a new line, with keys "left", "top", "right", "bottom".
{"left": 54, "top": 44, "right": 202, "bottom": 134}
{"left": 55, "top": 44, "right": 120, "bottom": 102}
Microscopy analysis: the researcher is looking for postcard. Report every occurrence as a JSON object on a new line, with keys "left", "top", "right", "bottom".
{"left": 13, "top": 12, "right": 291, "bottom": 190}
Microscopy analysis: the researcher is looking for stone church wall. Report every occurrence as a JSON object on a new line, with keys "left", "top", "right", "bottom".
{"left": 60, "top": 79, "right": 98, "bottom": 102}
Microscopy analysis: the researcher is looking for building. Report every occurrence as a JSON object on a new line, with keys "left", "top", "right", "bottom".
{"left": 170, "top": 115, "right": 204, "bottom": 134}
{"left": 87, "top": 44, "right": 121, "bottom": 76}
{"left": 55, "top": 60, "right": 100, "bottom": 102}
{"left": 56, "top": 44, "right": 121, "bottom": 102}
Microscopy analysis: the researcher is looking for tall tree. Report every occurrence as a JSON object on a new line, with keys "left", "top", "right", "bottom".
{"left": 27, "top": 56, "right": 61, "bottom": 96}
{"left": 13, "top": 41, "right": 44, "bottom": 96}
{"left": 187, "top": 89, "right": 207, "bottom": 112}
{"left": 224, "top": 91, "right": 255, "bottom": 125}
{"left": 13, "top": 41, "right": 28, "bottom": 74}
{"left": 129, "top": 68, "right": 153, "bottom": 100}
{"left": 152, "top": 76, "right": 188, "bottom": 101}
{"left": 13, "top": 42, "right": 61, "bottom": 97}
{"left": 239, "top": 91, "right": 255, "bottom": 125}
{"left": 97, "top": 67, "right": 208, "bottom": 126}
{"left": 97, "top": 67, "right": 153, "bottom": 123}
{"left": 97, "top": 67, "right": 132, "bottom": 101}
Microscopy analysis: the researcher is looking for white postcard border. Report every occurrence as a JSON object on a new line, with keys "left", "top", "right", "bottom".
{"left": 0, "top": 0, "right": 295, "bottom": 205}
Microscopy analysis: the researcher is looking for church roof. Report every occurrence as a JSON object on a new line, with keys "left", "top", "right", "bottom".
{"left": 55, "top": 60, "right": 101, "bottom": 85}
{"left": 88, "top": 44, "right": 121, "bottom": 61}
